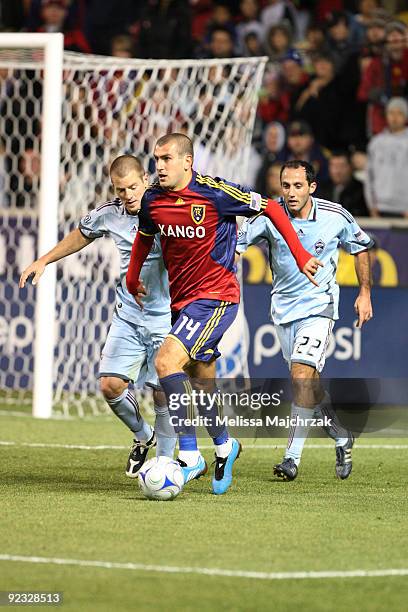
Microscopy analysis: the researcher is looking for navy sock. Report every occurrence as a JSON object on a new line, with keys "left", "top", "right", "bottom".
{"left": 159, "top": 373, "right": 196, "bottom": 438}
{"left": 196, "top": 386, "right": 229, "bottom": 444}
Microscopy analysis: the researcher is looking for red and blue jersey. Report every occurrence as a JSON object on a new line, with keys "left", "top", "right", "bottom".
{"left": 138, "top": 171, "right": 268, "bottom": 311}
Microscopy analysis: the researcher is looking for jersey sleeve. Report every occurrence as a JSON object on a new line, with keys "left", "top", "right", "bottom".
{"left": 78, "top": 206, "right": 109, "bottom": 239}
{"left": 198, "top": 175, "right": 268, "bottom": 217}
{"left": 338, "top": 217, "right": 374, "bottom": 254}
{"left": 138, "top": 194, "right": 160, "bottom": 236}
{"left": 236, "top": 215, "right": 269, "bottom": 254}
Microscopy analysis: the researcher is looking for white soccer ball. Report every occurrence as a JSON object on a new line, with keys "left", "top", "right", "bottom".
{"left": 138, "top": 456, "right": 184, "bottom": 501}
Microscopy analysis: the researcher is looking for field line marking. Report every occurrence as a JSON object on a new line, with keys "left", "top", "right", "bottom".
{"left": 0, "top": 554, "right": 407, "bottom": 581}
{"left": 1, "top": 441, "right": 408, "bottom": 451}
{"left": 0, "top": 410, "right": 114, "bottom": 421}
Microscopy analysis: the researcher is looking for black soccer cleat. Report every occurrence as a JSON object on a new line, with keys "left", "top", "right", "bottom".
{"left": 335, "top": 434, "right": 355, "bottom": 480}
{"left": 125, "top": 431, "right": 156, "bottom": 478}
{"left": 273, "top": 457, "right": 298, "bottom": 481}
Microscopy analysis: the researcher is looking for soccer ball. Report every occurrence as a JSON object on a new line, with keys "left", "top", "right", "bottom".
{"left": 138, "top": 456, "right": 184, "bottom": 501}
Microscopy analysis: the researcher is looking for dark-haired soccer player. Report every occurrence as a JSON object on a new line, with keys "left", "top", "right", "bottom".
{"left": 126, "top": 134, "right": 322, "bottom": 495}
{"left": 237, "top": 160, "right": 373, "bottom": 481}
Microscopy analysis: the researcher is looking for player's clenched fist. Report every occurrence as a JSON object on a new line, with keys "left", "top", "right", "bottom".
{"left": 130, "top": 280, "right": 147, "bottom": 309}
{"left": 302, "top": 256, "right": 323, "bottom": 287}
{"left": 19, "top": 259, "right": 46, "bottom": 288}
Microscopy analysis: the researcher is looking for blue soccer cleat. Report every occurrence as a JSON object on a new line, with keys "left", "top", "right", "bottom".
{"left": 212, "top": 438, "right": 242, "bottom": 495}
{"left": 177, "top": 455, "right": 208, "bottom": 484}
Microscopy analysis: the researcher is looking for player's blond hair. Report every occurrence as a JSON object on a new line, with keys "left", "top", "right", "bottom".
{"left": 109, "top": 155, "right": 144, "bottom": 178}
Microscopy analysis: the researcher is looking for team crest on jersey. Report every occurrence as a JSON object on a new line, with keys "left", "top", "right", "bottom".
{"left": 191, "top": 204, "right": 206, "bottom": 225}
{"left": 314, "top": 239, "right": 325, "bottom": 255}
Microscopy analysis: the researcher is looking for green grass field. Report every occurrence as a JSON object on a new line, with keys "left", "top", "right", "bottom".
{"left": 1, "top": 412, "right": 407, "bottom": 612}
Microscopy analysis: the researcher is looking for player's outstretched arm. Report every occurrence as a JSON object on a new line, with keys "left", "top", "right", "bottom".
{"left": 19, "top": 228, "right": 92, "bottom": 288}
{"left": 262, "top": 199, "right": 323, "bottom": 286}
{"left": 354, "top": 250, "right": 373, "bottom": 328}
{"left": 126, "top": 232, "right": 154, "bottom": 307}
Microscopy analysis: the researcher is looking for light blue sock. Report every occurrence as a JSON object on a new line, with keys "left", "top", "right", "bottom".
{"left": 106, "top": 388, "right": 153, "bottom": 441}
{"left": 314, "top": 392, "right": 350, "bottom": 447}
{"left": 154, "top": 403, "right": 177, "bottom": 458}
{"left": 285, "top": 404, "right": 314, "bottom": 466}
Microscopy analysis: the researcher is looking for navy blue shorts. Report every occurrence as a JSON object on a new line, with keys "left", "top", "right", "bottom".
{"left": 169, "top": 299, "right": 239, "bottom": 362}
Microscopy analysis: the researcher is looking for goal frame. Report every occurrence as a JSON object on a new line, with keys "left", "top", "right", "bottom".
{"left": 0, "top": 33, "right": 63, "bottom": 418}
{"left": 0, "top": 38, "right": 267, "bottom": 418}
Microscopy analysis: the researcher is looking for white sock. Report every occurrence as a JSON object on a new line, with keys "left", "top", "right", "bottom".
{"left": 285, "top": 404, "right": 314, "bottom": 466}
{"left": 178, "top": 449, "right": 201, "bottom": 466}
{"left": 314, "top": 392, "right": 350, "bottom": 447}
{"left": 215, "top": 438, "right": 233, "bottom": 458}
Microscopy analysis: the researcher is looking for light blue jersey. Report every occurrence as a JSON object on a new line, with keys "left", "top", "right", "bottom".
{"left": 236, "top": 197, "right": 373, "bottom": 325}
{"left": 79, "top": 198, "right": 170, "bottom": 326}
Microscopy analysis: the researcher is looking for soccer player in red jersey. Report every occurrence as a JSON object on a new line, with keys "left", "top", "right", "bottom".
{"left": 126, "top": 133, "right": 322, "bottom": 494}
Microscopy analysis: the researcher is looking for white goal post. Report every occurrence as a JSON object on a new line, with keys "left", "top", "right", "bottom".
{"left": 0, "top": 34, "right": 267, "bottom": 419}
{"left": 0, "top": 33, "right": 63, "bottom": 418}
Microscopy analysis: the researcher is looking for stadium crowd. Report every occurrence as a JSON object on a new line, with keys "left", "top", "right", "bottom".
{"left": 0, "top": 0, "right": 408, "bottom": 217}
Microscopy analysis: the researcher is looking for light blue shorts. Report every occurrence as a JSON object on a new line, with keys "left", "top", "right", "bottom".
{"left": 275, "top": 316, "right": 334, "bottom": 373}
{"left": 98, "top": 312, "right": 170, "bottom": 388}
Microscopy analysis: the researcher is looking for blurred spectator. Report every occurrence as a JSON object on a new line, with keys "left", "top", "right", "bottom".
{"left": 279, "top": 49, "right": 310, "bottom": 121}
{"left": 261, "top": 160, "right": 283, "bottom": 197}
{"left": 297, "top": 23, "right": 329, "bottom": 70}
{"left": 110, "top": 34, "right": 135, "bottom": 58}
{"left": 324, "top": 10, "right": 362, "bottom": 71}
{"left": 295, "top": 54, "right": 343, "bottom": 149}
{"left": 318, "top": 151, "right": 369, "bottom": 215}
{"left": 242, "top": 31, "right": 265, "bottom": 56}
{"left": 265, "top": 23, "right": 293, "bottom": 63}
{"left": 137, "top": 0, "right": 192, "bottom": 59}
{"left": 351, "top": 148, "right": 368, "bottom": 184}
{"left": 355, "top": 0, "right": 383, "bottom": 29}
{"left": 236, "top": 0, "right": 264, "bottom": 54}
{"left": 258, "top": 71, "right": 288, "bottom": 124}
{"left": 313, "top": 1, "right": 344, "bottom": 24}
{"left": 261, "top": 0, "right": 299, "bottom": 39}
{"left": 0, "top": 0, "right": 26, "bottom": 30}
{"left": 358, "top": 20, "right": 408, "bottom": 135}
{"left": 205, "top": 26, "right": 236, "bottom": 58}
{"left": 365, "top": 97, "right": 408, "bottom": 217}
{"left": 16, "top": 147, "right": 41, "bottom": 208}
{"left": 360, "top": 15, "right": 387, "bottom": 66}
{"left": 35, "top": 0, "right": 91, "bottom": 53}
{"left": 255, "top": 121, "right": 286, "bottom": 192}
{"left": 84, "top": 0, "right": 140, "bottom": 55}
{"left": 199, "top": 2, "right": 236, "bottom": 55}
{"left": 277, "top": 120, "right": 330, "bottom": 181}
{"left": 191, "top": 0, "right": 213, "bottom": 44}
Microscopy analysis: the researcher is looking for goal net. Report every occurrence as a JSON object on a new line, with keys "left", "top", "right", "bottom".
{"left": 0, "top": 37, "right": 266, "bottom": 417}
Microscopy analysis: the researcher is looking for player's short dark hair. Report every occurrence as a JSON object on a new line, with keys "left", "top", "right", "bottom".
{"left": 110, "top": 155, "right": 144, "bottom": 178}
{"left": 280, "top": 160, "right": 317, "bottom": 185}
{"left": 155, "top": 133, "right": 194, "bottom": 159}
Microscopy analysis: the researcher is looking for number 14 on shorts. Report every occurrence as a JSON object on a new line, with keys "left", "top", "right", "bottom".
{"left": 173, "top": 315, "right": 201, "bottom": 340}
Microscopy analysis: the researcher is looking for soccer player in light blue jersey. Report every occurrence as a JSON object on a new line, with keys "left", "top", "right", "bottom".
{"left": 19, "top": 155, "right": 176, "bottom": 477}
{"left": 236, "top": 160, "right": 374, "bottom": 480}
